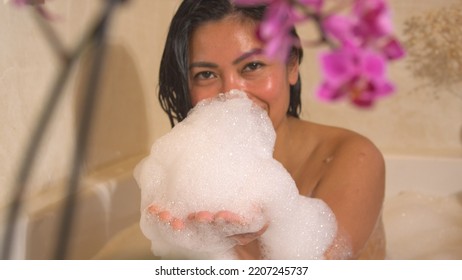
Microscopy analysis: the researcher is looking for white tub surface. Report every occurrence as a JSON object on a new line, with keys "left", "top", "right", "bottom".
{"left": 383, "top": 191, "right": 462, "bottom": 259}
{"left": 383, "top": 155, "right": 462, "bottom": 259}
{"left": 384, "top": 155, "right": 462, "bottom": 197}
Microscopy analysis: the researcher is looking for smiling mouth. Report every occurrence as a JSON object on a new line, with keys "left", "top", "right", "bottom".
{"left": 244, "top": 93, "right": 269, "bottom": 113}
{"left": 250, "top": 98, "right": 269, "bottom": 112}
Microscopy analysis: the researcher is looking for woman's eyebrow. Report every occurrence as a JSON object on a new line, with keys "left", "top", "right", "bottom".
{"left": 232, "top": 48, "right": 263, "bottom": 65}
{"left": 189, "top": 49, "right": 263, "bottom": 69}
{"left": 189, "top": 61, "right": 218, "bottom": 69}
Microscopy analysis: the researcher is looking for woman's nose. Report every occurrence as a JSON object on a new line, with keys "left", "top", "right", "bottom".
{"left": 221, "top": 74, "right": 243, "bottom": 93}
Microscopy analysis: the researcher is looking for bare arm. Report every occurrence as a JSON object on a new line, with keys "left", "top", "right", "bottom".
{"left": 312, "top": 135, "right": 386, "bottom": 259}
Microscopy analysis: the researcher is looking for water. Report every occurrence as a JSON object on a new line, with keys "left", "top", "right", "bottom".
{"left": 383, "top": 191, "right": 462, "bottom": 259}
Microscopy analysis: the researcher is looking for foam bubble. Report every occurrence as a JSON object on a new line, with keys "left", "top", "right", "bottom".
{"left": 135, "top": 89, "right": 337, "bottom": 259}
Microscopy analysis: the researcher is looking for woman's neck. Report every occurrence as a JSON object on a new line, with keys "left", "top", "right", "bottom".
{"left": 273, "top": 116, "right": 312, "bottom": 171}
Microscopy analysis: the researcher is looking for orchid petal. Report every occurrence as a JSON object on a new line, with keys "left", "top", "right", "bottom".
{"left": 323, "top": 15, "right": 359, "bottom": 47}
{"left": 320, "top": 48, "right": 355, "bottom": 85}
{"left": 372, "top": 79, "right": 395, "bottom": 97}
{"left": 361, "top": 50, "right": 386, "bottom": 77}
{"left": 317, "top": 82, "right": 344, "bottom": 101}
{"left": 382, "top": 37, "right": 405, "bottom": 60}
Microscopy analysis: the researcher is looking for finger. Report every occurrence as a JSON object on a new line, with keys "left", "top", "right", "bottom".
{"left": 170, "top": 218, "right": 185, "bottom": 231}
{"left": 214, "top": 211, "right": 244, "bottom": 225}
{"left": 195, "top": 211, "right": 215, "bottom": 223}
{"left": 188, "top": 211, "right": 214, "bottom": 223}
{"left": 152, "top": 208, "right": 185, "bottom": 230}
{"left": 147, "top": 204, "right": 161, "bottom": 215}
{"left": 157, "top": 211, "right": 173, "bottom": 223}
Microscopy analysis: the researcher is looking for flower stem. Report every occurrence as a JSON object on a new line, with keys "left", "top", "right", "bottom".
{"left": 1, "top": 0, "right": 125, "bottom": 260}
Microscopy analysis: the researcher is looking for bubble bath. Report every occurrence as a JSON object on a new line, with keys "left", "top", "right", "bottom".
{"left": 134, "top": 90, "right": 337, "bottom": 259}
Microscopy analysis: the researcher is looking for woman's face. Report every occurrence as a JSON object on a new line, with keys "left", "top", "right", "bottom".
{"left": 188, "top": 16, "right": 299, "bottom": 129}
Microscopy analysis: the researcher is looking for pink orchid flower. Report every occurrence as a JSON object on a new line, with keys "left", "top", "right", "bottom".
{"left": 317, "top": 45, "right": 394, "bottom": 107}
{"left": 323, "top": 0, "right": 404, "bottom": 60}
{"left": 353, "top": 0, "right": 404, "bottom": 59}
{"left": 353, "top": 0, "right": 392, "bottom": 39}
{"left": 234, "top": 0, "right": 404, "bottom": 107}
{"left": 257, "top": 1, "right": 306, "bottom": 60}
{"left": 234, "top": 0, "right": 320, "bottom": 61}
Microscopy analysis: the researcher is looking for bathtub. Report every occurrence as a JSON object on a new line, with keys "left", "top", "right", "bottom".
{"left": 2, "top": 154, "right": 461, "bottom": 259}
{"left": 0, "top": 155, "right": 144, "bottom": 260}
{"left": 383, "top": 155, "right": 462, "bottom": 259}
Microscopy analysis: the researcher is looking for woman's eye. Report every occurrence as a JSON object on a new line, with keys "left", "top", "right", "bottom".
{"left": 194, "top": 71, "right": 215, "bottom": 80}
{"left": 243, "top": 62, "right": 264, "bottom": 72}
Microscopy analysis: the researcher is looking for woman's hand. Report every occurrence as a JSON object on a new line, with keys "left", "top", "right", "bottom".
{"left": 146, "top": 204, "right": 268, "bottom": 246}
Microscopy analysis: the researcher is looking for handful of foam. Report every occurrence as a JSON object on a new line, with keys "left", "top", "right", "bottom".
{"left": 135, "top": 90, "right": 337, "bottom": 259}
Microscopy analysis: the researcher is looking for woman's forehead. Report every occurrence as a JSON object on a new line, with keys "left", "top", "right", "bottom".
{"left": 189, "top": 17, "right": 263, "bottom": 61}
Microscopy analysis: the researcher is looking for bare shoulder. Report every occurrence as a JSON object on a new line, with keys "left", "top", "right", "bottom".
{"left": 310, "top": 122, "right": 385, "bottom": 183}
{"left": 334, "top": 128, "right": 384, "bottom": 175}
{"left": 306, "top": 122, "right": 386, "bottom": 259}
{"left": 288, "top": 120, "right": 385, "bottom": 195}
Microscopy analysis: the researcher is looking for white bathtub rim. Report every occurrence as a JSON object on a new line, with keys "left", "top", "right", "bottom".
{"left": 383, "top": 154, "right": 462, "bottom": 198}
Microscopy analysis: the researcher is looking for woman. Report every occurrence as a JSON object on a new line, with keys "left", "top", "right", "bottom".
{"left": 153, "top": 0, "right": 386, "bottom": 259}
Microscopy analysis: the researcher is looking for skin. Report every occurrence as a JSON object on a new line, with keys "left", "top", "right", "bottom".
{"left": 150, "top": 15, "right": 386, "bottom": 259}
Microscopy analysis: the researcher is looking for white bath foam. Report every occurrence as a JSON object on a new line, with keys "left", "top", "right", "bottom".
{"left": 383, "top": 191, "right": 462, "bottom": 259}
{"left": 135, "top": 90, "right": 337, "bottom": 259}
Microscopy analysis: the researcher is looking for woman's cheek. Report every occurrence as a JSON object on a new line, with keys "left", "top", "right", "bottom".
{"left": 246, "top": 76, "right": 283, "bottom": 102}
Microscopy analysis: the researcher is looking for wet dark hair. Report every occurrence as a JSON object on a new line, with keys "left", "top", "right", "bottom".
{"left": 158, "top": 0, "right": 303, "bottom": 127}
